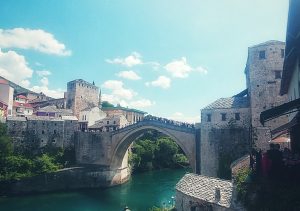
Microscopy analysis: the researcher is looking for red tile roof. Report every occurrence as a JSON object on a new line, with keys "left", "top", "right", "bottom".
{"left": 16, "top": 95, "right": 27, "bottom": 99}
{"left": 13, "top": 101, "right": 33, "bottom": 108}
{"left": 0, "top": 79, "right": 8, "bottom": 85}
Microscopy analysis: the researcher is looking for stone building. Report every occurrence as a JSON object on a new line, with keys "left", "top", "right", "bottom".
{"left": 175, "top": 174, "right": 236, "bottom": 211}
{"left": 6, "top": 115, "right": 78, "bottom": 149}
{"left": 88, "top": 115, "right": 128, "bottom": 132}
{"left": 78, "top": 106, "right": 106, "bottom": 131}
{"left": 260, "top": 0, "right": 300, "bottom": 153}
{"left": 200, "top": 40, "right": 288, "bottom": 178}
{"left": 35, "top": 105, "right": 73, "bottom": 118}
{"left": 245, "top": 40, "right": 288, "bottom": 150}
{"left": 66, "top": 79, "right": 100, "bottom": 118}
{"left": 200, "top": 94, "right": 251, "bottom": 177}
{"left": 102, "top": 105, "right": 146, "bottom": 125}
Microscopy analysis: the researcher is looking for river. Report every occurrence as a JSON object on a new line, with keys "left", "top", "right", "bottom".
{"left": 0, "top": 168, "right": 190, "bottom": 211}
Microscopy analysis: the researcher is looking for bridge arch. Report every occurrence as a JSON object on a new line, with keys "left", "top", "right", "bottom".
{"left": 110, "top": 122, "right": 196, "bottom": 172}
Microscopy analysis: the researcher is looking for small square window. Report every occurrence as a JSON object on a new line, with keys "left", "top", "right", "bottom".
{"left": 221, "top": 113, "right": 226, "bottom": 121}
{"left": 235, "top": 113, "right": 240, "bottom": 120}
{"left": 275, "top": 71, "right": 281, "bottom": 79}
{"left": 259, "top": 50, "right": 266, "bottom": 59}
{"left": 207, "top": 114, "right": 211, "bottom": 122}
{"left": 107, "top": 121, "right": 109, "bottom": 124}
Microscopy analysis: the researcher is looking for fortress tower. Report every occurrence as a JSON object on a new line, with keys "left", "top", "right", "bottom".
{"left": 245, "top": 40, "right": 288, "bottom": 149}
{"left": 66, "top": 79, "right": 99, "bottom": 118}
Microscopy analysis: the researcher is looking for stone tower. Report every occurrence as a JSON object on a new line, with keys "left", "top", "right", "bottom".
{"left": 66, "top": 79, "right": 99, "bottom": 118}
{"left": 245, "top": 40, "right": 288, "bottom": 149}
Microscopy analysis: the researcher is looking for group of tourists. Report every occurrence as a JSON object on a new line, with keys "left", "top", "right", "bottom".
{"left": 144, "top": 115, "right": 195, "bottom": 129}
{"left": 250, "top": 144, "right": 300, "bottom": 181}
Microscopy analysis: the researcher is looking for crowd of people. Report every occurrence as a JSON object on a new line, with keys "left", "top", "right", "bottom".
{"left": 143, "top": 115, "right": 195, "bottom": 129}
{"left": 250, "top": 144, "right": 300, "bottom": 181}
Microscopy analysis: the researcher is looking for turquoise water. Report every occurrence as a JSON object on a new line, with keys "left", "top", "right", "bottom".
{"left": 0, "top": 168, "right": 190, "bottom": 211}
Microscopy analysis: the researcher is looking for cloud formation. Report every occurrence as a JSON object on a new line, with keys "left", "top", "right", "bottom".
{"left": 106, "top": 52, "right": 142, "bottom": 67}
{"left": 0, "top": 28, "right": 71, "bottom": 56}
{"left": 146, "top": 76, "right": 171, "bottom": 89}
{"left": 116, "top": 70, "right": 141, "bottom": 80}
{"left": 168, "top": 112, "right": 199, "bottom": 123}
{"left": 165, "top": 57, "right": 208, "bottom": 78}
{"left": 0, "top": 49, "right": 33, "bottom": 86}
{"left": 36, "top": 70, "right": 51, "bottom": 77}
{"left": 102, "top": 80, "right": 137, "bottom": 100}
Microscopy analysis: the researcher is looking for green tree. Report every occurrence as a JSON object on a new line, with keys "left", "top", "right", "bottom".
{"left": 154, "top": 138, "right": 178, "bottom": 168}
{"left": 34, "top": 154, "right": 61, "bottom": 174}
{"left": 101, "top": 101, "right": 114, "bottom": 108}
{"left": 0, "top": 123, "right": 13, "bottom": 159}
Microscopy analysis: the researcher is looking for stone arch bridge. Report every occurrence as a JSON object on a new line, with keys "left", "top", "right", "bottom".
{"left": 74, "top": 118, "right": 200, "bottom": 186}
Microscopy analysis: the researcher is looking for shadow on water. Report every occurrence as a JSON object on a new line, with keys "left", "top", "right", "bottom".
{"left": 0, "top": 168, "right": 191, "bottom": 211}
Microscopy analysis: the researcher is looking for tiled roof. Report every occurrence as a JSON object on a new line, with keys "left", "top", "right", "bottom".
{"left": 26, "top": 116, "right": 63, "bottom": 121}
{"left": 61, "top": 116, "right": 78, "bottom": 121}
{"left": 7, "top": 116, "right": 27, "bottom": 121}
{"left": 16, "top": 95, "right": 27, "bottom": 99}
{"left": 176, "top": 174, "right": 233, "bottom": 208}
{"left": 13, "top": 101, "right": 33, "bottom": 108}
{"left": 203, "top": 96, "right": 249, "bottom": 110}
{"left": 37, "top": 106, "right": 73, "bottom": 115}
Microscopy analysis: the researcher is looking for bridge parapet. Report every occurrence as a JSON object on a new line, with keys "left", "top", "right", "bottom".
{"left": 112, "top": 118, "right": 195, "bottom": 135}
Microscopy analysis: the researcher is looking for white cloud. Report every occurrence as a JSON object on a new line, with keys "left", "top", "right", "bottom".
{"left": 30, "top": 85, "right": 64, "bottom": 99}
{"left": 106, "top": 52, "right": 142, "bottom": 67}
{"left": 0, "top": 28, "right": 71, "bottom": 56}
{"left": 168, "top": 112, "right": 199, "bottom": 124}
{"left": 129, "top": 99, "right": 155, "bottom": 108}
{"left": 116, "top": 70, "right": 141, "bottom": 80}
{"left": 165, "top": 57, "right": 208, "bottom": 78}
{"left": 102, "top": 80, "right": 137, "bottom": 100}
{"left": 146, "top": 76, "right": 171, "bottom": 89}
{"left": 36, "top": 70, "right": 51, "bottom": 77}
{"left": 0, "top": 49, "right": 33, "bottom": 84}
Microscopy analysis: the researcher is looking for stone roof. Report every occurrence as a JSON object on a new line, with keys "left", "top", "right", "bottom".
{"left": 249, "top": 40, "right": 285, "bottom": 49}
{"left": 203, "top": 96, "right": 249, "bottom": 110}
{"left": 7, "top": 116, "right": 27, "bottom": 121}
{"left": 26, "top": 116, "right": 63, "bottom": 121}
{"left": 37, "top": 106, "right": 73, "bottom": 116}
{"left": 176, "top": 174, "right": 233, "bottom": 208}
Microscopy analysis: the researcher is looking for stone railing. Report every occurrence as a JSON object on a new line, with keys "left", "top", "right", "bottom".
{"left": 112, "top": 118, "right": 195, "bottom": 135}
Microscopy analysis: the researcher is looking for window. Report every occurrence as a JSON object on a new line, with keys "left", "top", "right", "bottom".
{"left": 259, "top": 50, "right": 266, "bottom": 59}
{"left": 207, "top": 114, "right": 211, "bottom": 122}
{"left": 235, "top": 113, "right": 240, "bottom": 120}
{"left": 107, "top": 121, "right": 109, "bottom": 124}
{"left": 281, "top": 49, "right": 285, "bottom": 58}
{"left": 113, "top": 121, "right": 116, "bottom": 124}
{"left": 42, "top": 130, "right": 45, "bottom": 134}
{"left": 275, "top": 71, "right": 281, "bottom": 79}
{"left": 221, "top": 113, "right": 226, "bottom": 121}
{"left": 54, "top": 130, "right": 57, "bottom": 134}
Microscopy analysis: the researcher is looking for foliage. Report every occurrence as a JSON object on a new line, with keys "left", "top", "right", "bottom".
{"left": 149, "top": 206, "right": 175, "bottom": 211}
{"left": 101, "top": 101, "right": 115, "bottom": 108}
{"left": 217, "top": 152, "right": 234, "bottom": 179}
{"left": 34, "top": 154, "right": 61, "bottom": 174}
{"left": 235, "top": 168, "right": 251, "bottom": 202}
{"left": 0, "top": 123, "right": 13, "bottom": 159}
{"left": 129, "top": 131, "right": 189, "bottom": 173}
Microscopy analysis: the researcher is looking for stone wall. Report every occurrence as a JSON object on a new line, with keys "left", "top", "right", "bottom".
{"left": 201, "top": 128, "right": 250, "bottom": 178}
{"left": 6, "top": 116, "right": 78, "bottom": 150}
{"left": 230, "top": 155, "right": 250, "bottom": 180}
{"left": 0, "top": 165, "right": 130, "bottom": 196}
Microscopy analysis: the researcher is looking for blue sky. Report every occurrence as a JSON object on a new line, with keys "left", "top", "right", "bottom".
{"left": 0, "top": 0, "right": 289, "bottom": 122}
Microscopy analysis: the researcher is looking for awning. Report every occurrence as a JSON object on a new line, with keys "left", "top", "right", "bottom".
{"left": 271, "top": 116, "right": 298, "bottom": 135}
{"left": 260, "top": 98, "right": 300, "bottom": 125}
{"left": 270, "top": 136, "right": 290, "bottom": 143}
